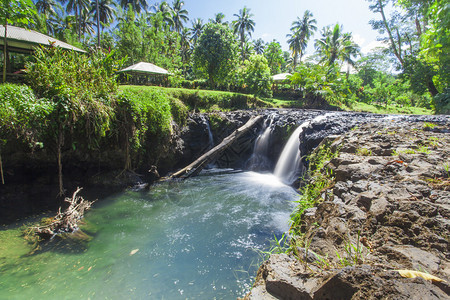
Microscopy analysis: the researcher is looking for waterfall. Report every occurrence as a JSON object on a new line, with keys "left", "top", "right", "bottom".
{"left": 206, "top": 120, "right": 214, "bottom": 150}
{"left": 274, "top": 113, "right": 333, "bottom": 184}
{"left": 201, "top": 115, "right": 214, "bottom": 150}
{"left": 248, "top": 115, "right": 275, "bottom": 170}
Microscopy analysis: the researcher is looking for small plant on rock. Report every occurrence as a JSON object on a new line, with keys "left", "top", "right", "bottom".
{"left": 356, "top": 147, "right": 372, "bottom": 156}
{"left": 336, "top": 231, "right": 370, "bottom": 267}
{"left": 417, "top": 144, "right": 431, "bottom": 154}
{"left": 423, "top": 122, "right": 437, "bottom": 130}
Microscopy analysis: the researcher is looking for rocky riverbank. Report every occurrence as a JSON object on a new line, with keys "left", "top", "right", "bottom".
{"left": 1, "top": 109, "right": 448, "bottom": 225}
{"left": 244, "top": 122, "right": 450, "bottom": 299}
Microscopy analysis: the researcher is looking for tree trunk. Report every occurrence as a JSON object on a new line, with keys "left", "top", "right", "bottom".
{"left": 169, "top": 115, "right": 263, "bottom": 179}
{"left": 427, "top": 80, "right": 439, "bottom": 97}
{"left": 76, "top": 8, "right": 80, "bottom": 41}
{"left": 3, "top": 22, "right": 8, "bottom": 83}
{"left": 96, "top": 0, "right": 100, "bottom": 47}
{"left": 57, "top": 123, "right": 65, "bottom": 196}
{"left": 0, "top": 151, "right": 4, "bottom": 185}
{"left": 377, "top": 0, "right": 404, "bottom": 67}
{"left": 415, "top": 16, "right": 422, "bottom": 37}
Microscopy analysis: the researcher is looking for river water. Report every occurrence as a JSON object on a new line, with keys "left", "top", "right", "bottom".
{"left": 0, "top": 170, "right": 297, "bottom": 299}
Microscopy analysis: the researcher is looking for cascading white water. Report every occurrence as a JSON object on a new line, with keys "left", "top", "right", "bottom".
{"left": 273, "top": 123, "right": 307, "bottom": 183}
{"left": 249, "top": 115, "right": 275, "bottom": 170}
{"left": 253, "top": 116, "right": 274, "bottom": 157}
{"left": 202, "top": 115, "right": 214, "bottom": 149}
{"left": 274, "top": 113, "right": 333, "bottom": 184}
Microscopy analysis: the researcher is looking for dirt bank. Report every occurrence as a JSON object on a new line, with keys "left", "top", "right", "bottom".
{"left": 244, "top": 122, "right": 450, "bottom": 299}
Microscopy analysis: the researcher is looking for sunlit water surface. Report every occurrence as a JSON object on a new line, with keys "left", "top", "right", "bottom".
{"left": 0, "top": 170, "right": 298, "bottom": 299}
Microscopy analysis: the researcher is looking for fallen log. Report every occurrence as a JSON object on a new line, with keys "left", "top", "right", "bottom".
{"left": 32, "top": 187, "right": 95, "bottom": 239}
{"left": 169, "top": 115, "right": 263, "bottom": 179}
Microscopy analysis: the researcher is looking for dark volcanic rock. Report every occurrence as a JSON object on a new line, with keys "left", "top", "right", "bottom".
{"left": 243, "top": 122, "right": 450, "bottom": 300}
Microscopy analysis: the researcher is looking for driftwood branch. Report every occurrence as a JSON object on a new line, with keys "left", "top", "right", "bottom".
{"left": 33, "top": 187, "right": 95, "bottom": 239}
{"left": 169, "top": 115, "right": 263, "bottom": 179}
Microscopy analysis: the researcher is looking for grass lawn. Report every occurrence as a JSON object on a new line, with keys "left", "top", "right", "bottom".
{"left": 346, "top": 101, "right": 433, "bottom": 115}
{"left": 118, "top": 85, "right": 434, "bottom": 115}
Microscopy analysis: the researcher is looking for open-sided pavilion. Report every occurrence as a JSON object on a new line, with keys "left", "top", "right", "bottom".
{"left": 0, "top": 25, "right": 85, "bottom": 82}
{"left": 118, "top": 62, "right": 172, "bottom": 86}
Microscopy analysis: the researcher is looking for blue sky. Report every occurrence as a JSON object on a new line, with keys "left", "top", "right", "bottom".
{"left": 182, "top": 0, "right": 385, "bottom": 56}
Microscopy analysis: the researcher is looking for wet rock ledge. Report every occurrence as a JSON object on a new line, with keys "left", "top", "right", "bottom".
{"left": 243, "top": 122, "right": 450, "bottom": 299}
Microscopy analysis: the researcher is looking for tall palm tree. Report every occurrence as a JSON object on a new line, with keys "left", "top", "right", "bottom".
{"left": 286, "top": 32, "right": 301, "bottom": 69}
{"left": 35, "top": 0, "right": 62, "bottom": 35}
{"left": 189, "top": 18, "right": 203, "bottom": 46}
{"left": 286, "top": 10, "right": 317, "bottom": 69}
{"left": 65, "top": 0, "right": 90, "bottom": 39}
{"left": 232, "top": 7, "right": 255, "bottom": 60}
{"left": 78, "top": 8, "right": 95, "bottom": 41}
{"left": 119, "top": 0, "right": 148, "bottom": 14}
{"left": 90, "top": 0, "right": 114, "bottom": 33}
{"left": 171, "top": 0, "right": 188, "bottom": 34}
{"left": 156, "top": 1, "right": 174, "bottom": 28}
{"left": 253, "top": 38, "right": 265, "bottom": 54}
{"left": 35, "top": 0, "right": 57, "bottom": 17}
{"left": 314, "top": 24, "right": 360, "bottom": 70}
{"left": 179, "top": 27, "right": 191, "bottom": 73}
{"left": 242, "top": 40, "right": 254, "bottom": 61}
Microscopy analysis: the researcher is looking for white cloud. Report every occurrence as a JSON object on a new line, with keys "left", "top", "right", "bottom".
{"left": 352, "top": 33, "right": 366, "bottom": 47}
{"left": 361, "top": 40, "right": 387, "bottom": 54}
{"left": 261, "top": 33, "right": 272, "bottom": 40}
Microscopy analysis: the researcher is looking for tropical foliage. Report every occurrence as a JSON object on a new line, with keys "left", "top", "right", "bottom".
{"left": 0, "top": 0, "right": 446, "bottom": 114}
{"left": 192, "top": 23, "right": 238, "bottom": 88}
{"left": 239, "top": 54, "right": 272, "bottom": 97}
{"left": 286, "top": 10, "right": 317, "bottom": 69}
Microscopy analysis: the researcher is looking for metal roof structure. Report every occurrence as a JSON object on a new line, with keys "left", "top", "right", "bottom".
{"left": 272, "top": 73, "right": 292, "bottom": 82}
{"left": 0, "top": 25, "right": 85, "bottom": 53}
{"left": 118, "top": 62, "right": 171, "bottom": 75}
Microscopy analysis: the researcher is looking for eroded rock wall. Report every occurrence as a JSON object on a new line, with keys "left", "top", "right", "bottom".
{"left": 244, "top": 122, "right": 450, "bottom": 299}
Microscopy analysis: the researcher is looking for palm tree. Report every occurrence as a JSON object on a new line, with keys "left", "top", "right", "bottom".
{"left": 35, "top": 0, "right": 62, "bottom": 35}
{"left": 209, "top": 12, "right": 225, "bottom": 24}
{"left": 232, "top": 7, "right": 255, "bottom": 60}
{"left": 35, "top": 0, "right": 57, "bottom": 17}
{"left": 119, "top": 0, "right": 148, "bottom": 14}
{"left": 78, "top": 8, "right": 95, "bottom": 41}
{"left": 242, "top": 40, "right": 254, "bottom": 61}
{"left": 156, "top": 1, "right": 174, "bottom": 28}
{"left": 286, "top": 32, "right": 301, "bottom": 70}
{"left": 286, "top": 10, "right": 317, "bottom": 69}
{"left": 171, "top": 0, "right": 188, "bottom": 34}
{"left": 65, "top": 0, "right": 90, "bottom": 39}
{"left": 90, "top": 0, "right": 114, "bottom": 33}
{"left": 253, "top": 38, "right": 265, "bottom": 54}
{"left": 314, "top": 24, "right": 360, "bottom": 70}
{"left": 180, "top": 27, "right": 191, "bottom": 73}
{"left": 189, "top": 18, "right": 203, "bottom": 46}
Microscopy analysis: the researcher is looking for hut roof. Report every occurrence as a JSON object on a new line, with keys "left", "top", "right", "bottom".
{"left": 118, "top": 62, "right": 171, "bottom": 75}
{"left": 0, "top": 25, "right": 85, "bottom": 53}
{"left": 272, "top": 73, "right": 292, "bottom": 82}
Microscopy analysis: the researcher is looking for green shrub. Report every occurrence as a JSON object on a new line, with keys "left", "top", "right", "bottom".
{"left": 24, "top": 46, "right": 126, "bottom": 194}
{"left": 240, "top": 54, "right": 273, "bottom": 98}
{"left": 117, "top": 87, "right": 172, "bottom": 167}
{"left": 25, "top": 47, "right": 126, "bottom": 148}
{"left": 290, "top": 142, "right": 339, "bottom": 235}
{"left": 0, "top": 83, "right": 52, "bottom": 149}
{"left": 168, "top": 96, "right": 188, "bottom": 126}
{"left": 434, "top": 88, "right": 450, "bottom": 114}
